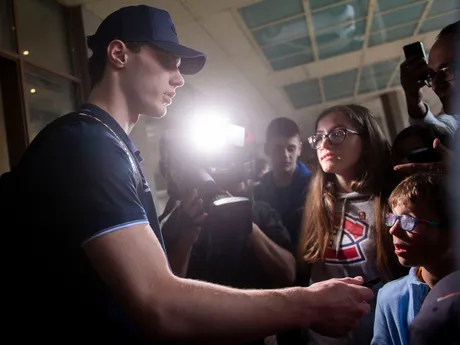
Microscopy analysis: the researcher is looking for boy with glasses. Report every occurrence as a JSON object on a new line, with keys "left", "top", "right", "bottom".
{"left": 371, "top": 173, "right": 455, "bottom": 345}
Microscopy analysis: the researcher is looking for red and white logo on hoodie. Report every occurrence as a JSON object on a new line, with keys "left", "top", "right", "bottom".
{"left": 325, "top": 214, "right": 369, "bottom": 264}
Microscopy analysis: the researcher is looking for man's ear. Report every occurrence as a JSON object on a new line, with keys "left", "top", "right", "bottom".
{"left": 298, "top": 141, "right": 303, "bottom": 158}
{"left": 107, "top": 40, "right": 128, "bottom": 69}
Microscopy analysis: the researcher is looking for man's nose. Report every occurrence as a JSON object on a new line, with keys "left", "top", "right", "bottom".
{"left": 171, "top": 71, "right": 185, "bottom": 88}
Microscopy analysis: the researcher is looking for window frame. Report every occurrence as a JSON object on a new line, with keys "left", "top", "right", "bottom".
{"left": 0, "top": 0, "right": 90, "bottom": 166}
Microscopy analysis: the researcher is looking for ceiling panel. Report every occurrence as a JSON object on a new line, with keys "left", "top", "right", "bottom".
{"left": 323, "top": 69, "right": 358, "bottom": 101}
{"left": 238, "top": 0, "right": 304, "bottom": 29}
{"left": 420, "top": 10, "right": 460, "bottom": 34}
{"left": 270, "top": 52, "right": 314, "bottom": 71}
{"left": 358, "top": 58, "right": 400, "bottom": 94}
{"left": 316, "top": 19, "right": 366, "bottom": 46}
{"left": 285, "top": 79, "right": 322, "bottom": 109}
{"left": 391, "top": 69, "right": 402, "bottom": 87}
{"left": 375, "top": 0, "right": 425, "bottom": 13}
{"left": 252, "top": 16, "right": 308, "bottom": 46}
{"left": 372, "top": 2, "right": 427, "bottom": 31}
{"left": 318, "top": 38, "right": 363, "bottom": 59}
{"left": 369, "top": 23, "right": 417, "bottom": 47}
{"left": 235, "top": 0, "right": 457, "bottom": 78}
{"left": 426, "top": 0, "right": 460, "bottom": 17}
{"left": 309, "top": 0, "right": 349, "bottom": 11}
{"left": 262, "top": 36, "right": 311, "bottom": 60}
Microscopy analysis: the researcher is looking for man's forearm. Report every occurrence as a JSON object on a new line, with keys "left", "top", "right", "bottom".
{"left": 152, "top": 277, "right": 304, "bottom": 343}
{"left": 166, "top": 238, "right": 194, "bottom": 277}
{"left": 250, "top": 226, "right": 296, "bottom": 286}
{"left": 406, "top": 96, "right": 428, "bottom": 119}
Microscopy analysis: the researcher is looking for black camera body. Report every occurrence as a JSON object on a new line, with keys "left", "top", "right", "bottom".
{"left": 161, "top": 121, "right": 255, "bottom": 241}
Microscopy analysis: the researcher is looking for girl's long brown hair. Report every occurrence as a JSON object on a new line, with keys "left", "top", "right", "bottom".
{"left": 298, "top": 105, "right": 404, "bottom": 281}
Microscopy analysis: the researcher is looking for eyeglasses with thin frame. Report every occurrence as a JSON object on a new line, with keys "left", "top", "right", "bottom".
{"left": 424, "top": 66, "right": 454, "bottom": 88}
{"left": 308, "top": 128, "right": 359, "bottom": 150}
{"left": 385, "top": 212, "right": 441, "bottom": 232}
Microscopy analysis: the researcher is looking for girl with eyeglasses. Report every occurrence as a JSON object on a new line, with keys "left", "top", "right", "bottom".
{"left": 298, "top": 105, "right": 404, "bottom": 345}
{"left": 371, "top": 173, "right": 454, "bottom": 345}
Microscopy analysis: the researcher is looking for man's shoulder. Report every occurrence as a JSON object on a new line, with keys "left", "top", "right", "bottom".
{"left": 27, "top": 113, "right": 121, "bottom": 157}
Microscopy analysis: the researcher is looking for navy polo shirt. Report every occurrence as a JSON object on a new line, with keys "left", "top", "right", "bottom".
{"left": 12, "top": 104, "right": 165, "bottom": 343}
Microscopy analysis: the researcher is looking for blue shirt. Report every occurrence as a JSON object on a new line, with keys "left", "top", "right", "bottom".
{"left": 253, "top": 161, "right": 311, "bottom": 248}
{"left": 13, "top": 104, "right": 165, "bottom": 343}
{"left": 372, "top": 268, "right": 430, "bottom": 345}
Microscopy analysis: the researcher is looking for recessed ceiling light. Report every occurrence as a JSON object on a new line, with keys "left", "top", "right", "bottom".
{"left": 23, "top": 50, "right": 29, "bottom": 56}
{"left": 30, "top": 88, "right": 36, "bottom": 94}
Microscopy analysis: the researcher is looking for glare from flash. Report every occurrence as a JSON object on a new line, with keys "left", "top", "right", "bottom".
{"left": 190, "top": 114, "right": 230, "bottom": 154}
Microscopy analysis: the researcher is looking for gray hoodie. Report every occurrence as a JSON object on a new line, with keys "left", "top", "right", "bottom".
{"left": 307, "top": 191, "right": 382, "bottom": 345}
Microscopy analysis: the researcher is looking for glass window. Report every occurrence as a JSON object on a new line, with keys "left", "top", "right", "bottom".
{"left": 24, "top": 64, "right": 77, "bottom": 140}
{"left": 0, "top": 82, "right": 10, "bottom": 173}
{"left": 0, "top": 0, "right": 16, "bottom": 51}
{"left": 16, "top": 0, "right": 73, "bottom": 74}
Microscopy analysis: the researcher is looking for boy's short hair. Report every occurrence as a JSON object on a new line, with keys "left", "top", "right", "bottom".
{"left": 265, "top": 117, "right": 300, "bottom": 142}
{"left": 389, "top": 173, "right": 449, "bottom": 229}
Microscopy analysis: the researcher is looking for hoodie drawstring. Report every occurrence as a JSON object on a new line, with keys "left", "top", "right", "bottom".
{"left": 335, "top": 198, "right": 348, "bottom": 255}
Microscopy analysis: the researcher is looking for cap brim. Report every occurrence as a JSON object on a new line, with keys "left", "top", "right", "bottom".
{"left": 153, "top": 41, "right": 206, "bottom": 75}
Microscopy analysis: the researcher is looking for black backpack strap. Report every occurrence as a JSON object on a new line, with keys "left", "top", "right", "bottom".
{"left": 76, "top": 112, "right": 143, "bottom": 190}
{"left": 31, "top": 112, "right": 143, "bottom": 191}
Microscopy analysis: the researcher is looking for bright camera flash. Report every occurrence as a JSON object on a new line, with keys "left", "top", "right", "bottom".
{"left": 190, "top": 115, "right": 229, "bottom": 154}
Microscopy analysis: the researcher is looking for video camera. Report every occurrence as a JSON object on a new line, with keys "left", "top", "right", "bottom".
{"left": 161, "top": 115, "right": 255, "bottom": 241}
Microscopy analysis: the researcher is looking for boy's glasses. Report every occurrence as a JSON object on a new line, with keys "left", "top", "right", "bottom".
{"left": 385, "top": 212, "right": 441, "bottom": 232}
{"left": 308, "top": 128, "right": 359, "bottom": 150}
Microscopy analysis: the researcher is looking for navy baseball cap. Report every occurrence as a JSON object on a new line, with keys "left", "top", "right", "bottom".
{"left": 87, "top": 5, "right": 206, "bottom": 75}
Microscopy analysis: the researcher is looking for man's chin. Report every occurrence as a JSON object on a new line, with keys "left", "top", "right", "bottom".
{"left": 140, "top": 106, "right": 168, "bottom": 120}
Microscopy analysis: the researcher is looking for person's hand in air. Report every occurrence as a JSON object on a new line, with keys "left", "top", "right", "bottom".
{"left": 394, "top": 138, "right": 451, "bottom": 175}
{"left": 400, "top": 57, "right": 431, "bottom": 118}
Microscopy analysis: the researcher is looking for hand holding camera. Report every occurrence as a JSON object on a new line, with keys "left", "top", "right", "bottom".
{"left": 178, "top": 189, "right": 208, "bottom": 244}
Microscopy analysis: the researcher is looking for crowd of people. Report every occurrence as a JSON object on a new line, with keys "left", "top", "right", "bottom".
{"left": 3, "top": 4, "right": 459, "bottom": 345}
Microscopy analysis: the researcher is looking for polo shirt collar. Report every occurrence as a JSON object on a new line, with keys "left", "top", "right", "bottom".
{"left": 80, "top": 103, "right": 143, "bottom": 162}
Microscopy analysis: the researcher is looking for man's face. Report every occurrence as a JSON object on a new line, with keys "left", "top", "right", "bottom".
{"left": 122, "top": 44, "right": 185, "bottom": 119}
{"left": 265, "top": 135, "right": 302, "bottom": 174}
{"left": 428, "top": 35, "right": 457, "bottom": 115}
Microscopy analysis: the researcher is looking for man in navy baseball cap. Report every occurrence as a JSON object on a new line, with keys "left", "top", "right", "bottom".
{"left": 86, "top": 5, "right": 206, "bottom": 121}
{"left": 87, "top": 5, "right": 206, "bottom": 76}
{"left": 8, "top": 5, "right": 375, "bottom": 344}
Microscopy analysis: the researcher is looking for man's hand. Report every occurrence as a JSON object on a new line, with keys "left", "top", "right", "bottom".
{"left": 304, "top": 277, "right": 373, "bottom": 337}
{"left": 400, "top": 57, "right": 430, "bottom": 119}
{"left": 394, "top": 138, "right": 451, "bottom": 175}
